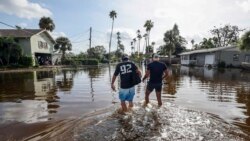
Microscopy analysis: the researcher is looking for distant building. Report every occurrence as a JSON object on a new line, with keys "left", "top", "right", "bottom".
{"left": 179, "top": 46, "right": 250, "bottom": 67}
{"left": 0, "top": 29, "right": 61, "bottom": 66}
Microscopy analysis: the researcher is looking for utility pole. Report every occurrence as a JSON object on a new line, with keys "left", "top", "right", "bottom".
{"left": 89, "top": 27, "right": 92, "bottom": 49}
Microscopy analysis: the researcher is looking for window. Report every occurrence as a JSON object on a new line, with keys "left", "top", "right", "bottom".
{"left": 233, "top": 54, "right": 239, "bottom": 61}
{"left": 38, "top": 41, "right": 48, "bottom": 49}
{"left": 245, "top": 55, "right": 250, "bottom": 62}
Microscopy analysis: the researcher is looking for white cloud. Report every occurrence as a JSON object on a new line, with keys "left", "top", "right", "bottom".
{"left": 50, "top": 31, "right": 67, "bottom": 39}
{"left": 0, "top": 0, "right": 52, "bottom": 19}
{"left": 236, "top": 0, "right": 250, "bottom": 12}
{"left": 17, "top": 22, "right": 28, "bottom": 28}
{"left": 105, "top": 0, "right": 250, "bottom": 50}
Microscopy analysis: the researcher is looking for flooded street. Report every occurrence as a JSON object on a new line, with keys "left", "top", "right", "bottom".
{"left": 0, "top": 65, "right": 250, "bottom": 140}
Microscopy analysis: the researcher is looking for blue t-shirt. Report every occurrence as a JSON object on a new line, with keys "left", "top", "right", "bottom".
{"left": 114, "top": 61, "right": 137, "bottom": 89}
{"left": 147, "top": 61, "right": 167, "bottom": 84}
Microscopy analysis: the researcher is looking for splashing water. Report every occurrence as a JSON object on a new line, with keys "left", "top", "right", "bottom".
{"left": 74, "top": 101, "right": 249, "bottom": 141}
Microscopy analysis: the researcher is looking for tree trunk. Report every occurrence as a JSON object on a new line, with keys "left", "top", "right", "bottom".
{"left": 169, "top": 50, "right": 172, "bottom": 65}
{"left": 6, "top": 45, "right": 12, "bottom": 65}
{"left": 147, "top": 31, "right": 150, "bottom": 47}
{"left": 138, "top": 39, "right": 140, "bottom": 57}
{"left": 109, "top": 19, "right": 114, "bottom": 61}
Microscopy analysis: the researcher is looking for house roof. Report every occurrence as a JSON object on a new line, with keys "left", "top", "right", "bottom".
{"left": 0, "top": 29, "right": 43, "bottom": 38}
{"left": 0, "top": 29, "right": 55, "bottom": 44}
{"left": 179, "top": 46, "right": 236, "bottom": 56}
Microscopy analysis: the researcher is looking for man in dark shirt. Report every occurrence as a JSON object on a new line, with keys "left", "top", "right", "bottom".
{"left": 111, "top": 55, "right": 141, "bottom": 113}
{"left": 142, "top": 54, "right": 168, "bottom": 107}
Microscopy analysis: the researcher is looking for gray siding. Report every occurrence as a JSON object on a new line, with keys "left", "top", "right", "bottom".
{"left": 18, "top": 38, "right": 31, "bottom": 56}
{"left": 196, "top": 54, "right": 205, "bottom": 66}
{"left": 217, "top": 51, "right": 250, "bottom": 67}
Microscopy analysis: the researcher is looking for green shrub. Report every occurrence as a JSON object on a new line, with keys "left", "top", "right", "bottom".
{"left": 188, "top": 62, "right": 195, "bottom": 67}
{"left": 7, "top": 64, "right": 25, "bottom": 68}
{"left": 19, "top": 56, "right": 33, "bottom": 67}
{"left": 217, "top": 61, "right": 226, "bottom": 68}
{"left": 81, "top": 59, "right": 99, "bottom": 65}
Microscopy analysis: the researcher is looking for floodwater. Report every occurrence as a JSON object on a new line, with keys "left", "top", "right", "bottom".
{"left": 0, "top": 65, "right": 250, "bottom": 140}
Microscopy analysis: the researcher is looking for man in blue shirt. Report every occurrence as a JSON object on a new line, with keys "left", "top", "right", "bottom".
{"left": 111, "top": 55, "right": 141, "bottom": 113}
{"left": 142, "top": 54, "right": 168, "bottom": 107}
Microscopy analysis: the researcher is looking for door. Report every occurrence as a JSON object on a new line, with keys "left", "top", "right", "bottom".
{"left": 205, "top": 54, "right": 215, "bottom": 65}
{"left": 245, "top": 55, "right": 250, "bottom": 62}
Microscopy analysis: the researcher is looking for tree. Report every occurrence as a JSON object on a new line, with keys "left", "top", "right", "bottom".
{"left": 157, "top": 45, "right": 167, "bottom": 56}
{"left": 117, "top": 32, "right": 121, "bottom": 51}
{"left": 0, "top": 37, "right": 22, "bottom": 65}
{"left": 210, "top": 24, "right": 243, "bottom": 47}
{"left": 238, "top": 30, "right": 250, "bottom": 51}
{"left": 87, "top": 45, "right": 106, "bottom": 60}
{"left": 133, "top": 38, "right": 137, "bottom": 53}
{"left": 144, "top": 20, "right": 154, "bottom": 46}
{"left": 143, "top": 33, "right": 148, "bottom": 54}
{"left": 191, "top": 39, "right": 195, "bottom": 49}
{"left": 151, "top": 42, "right": 155, "bottom": 53}
{"left": 163, "top": 24, "right": 186, "bottom": 64}
{"left": 145, "top": 45, "right": 153, "bottom": 53}
{"left": 54, "top": 37, "right": 72, "bottom": 63}
{"left": 39, "top": 16, "right": 55, "bottom": 32}
{"left": 108, "top": 10, "right": 117, "bottom": 60}
{"left": 199, "top": 38, "right": 216, "bottom": 49}
{"left": 137, "top": 30, "right": 142, "bottom": 56}
{"left": 131, "top": 41, "right": 134, "bottom": 54}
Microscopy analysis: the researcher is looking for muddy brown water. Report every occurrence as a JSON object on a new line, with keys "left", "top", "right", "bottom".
{"left": 0, "top": 65, "right": 250, "bottom": 140}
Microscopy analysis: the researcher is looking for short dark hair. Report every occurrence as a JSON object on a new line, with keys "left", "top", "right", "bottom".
{"left": 152, "top": 53, "right": 159, "bottom": 58}
{"left": 122, "top": 54, "right": 129, "bottom": 61}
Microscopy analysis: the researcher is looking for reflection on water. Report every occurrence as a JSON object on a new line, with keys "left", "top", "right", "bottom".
{"left": 0, "top": 65, "right": 250, "bottom": 134}
{"left": 162, "top": 66, "right": 250, "bottom": 133}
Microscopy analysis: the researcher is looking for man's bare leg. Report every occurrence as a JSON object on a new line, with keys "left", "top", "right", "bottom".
{"left": 121, "top": 101, "right": 128, "bottom": 112}
{"left": 144, "top": 89, "right": 151, "bottom": 106}
{"left": 156, "top": 91, "right": 162, "bottom": 107}
{"left": 128, "top": 101, "right": 133, "bottom": 108}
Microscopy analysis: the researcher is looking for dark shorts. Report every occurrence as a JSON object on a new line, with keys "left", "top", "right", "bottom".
{"left": 147, "top": 82, "right": 162, "bottom": 92}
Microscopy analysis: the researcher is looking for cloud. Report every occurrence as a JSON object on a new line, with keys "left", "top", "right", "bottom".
{"left": 17, "top": 22, "right": 28, "bottom": 28}
{"left": 0, "top": 0, "right": 52, "bottom": 19}
{"left": 236, "top": 0, "right": 250, "bottom": 12}
{"left": 50, "top": 31, "right": 67, "bottom": 39}
{"left": 112, "top": 28, "right": 137, "bottom": 40}
{"left": 106, "top": 0, "right": 250, "bottom": 50}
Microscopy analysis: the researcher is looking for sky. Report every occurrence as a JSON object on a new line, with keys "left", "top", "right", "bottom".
{"left": 0, "top": 0, "right": 250, "bottom": 54}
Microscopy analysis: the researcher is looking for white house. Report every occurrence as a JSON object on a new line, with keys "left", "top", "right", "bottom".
{"left": 179, "top": 46, "right": 250, "bottom": 67}
{"left": 0, "top": 29, "right": 61, "bottom": 66}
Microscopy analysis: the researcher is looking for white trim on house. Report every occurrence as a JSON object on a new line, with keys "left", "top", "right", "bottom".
{"left": 179, "top": 46, "right": 236, "bottom": 56}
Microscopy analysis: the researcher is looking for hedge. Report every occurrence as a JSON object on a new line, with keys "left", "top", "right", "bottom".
{"left": 19, "top": 56, "right": 33, "bottom": 67}
{"left": 80, "top": 59, "right": 99, "bottom": 65}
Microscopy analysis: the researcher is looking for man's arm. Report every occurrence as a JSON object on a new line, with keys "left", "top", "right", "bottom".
{"left": 162, "top": 69, "right": 169, "bottom": 79}
{"left": 134, "top": 65, "right": 142, "bottom": 78}
{"left": 142, "top": 70, "right": 150, "bottom": 82}
{"left": 111, "top": 75, "right": 117, "bottom": 91}
{"left": 136, "top": 68, "right": 142, "bottom": 78}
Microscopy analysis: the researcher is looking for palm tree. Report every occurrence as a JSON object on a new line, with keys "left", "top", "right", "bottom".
{"left": 191, "top": 39, "right": 195, "bottom": 49}
{"left": 39, "top": 16, "right": 55, "bottom": 32}
{"left": 239, "top": 30, "right": 250, "bottom": 51}
{"left": 133, "top": 38, "right": 137, "bottom": 54}
{"left": 151, "top": 42, "right": 155, "bottom": 53}
{"left": 108, "top": 10, "right": 117, "bottom": 60}
{"left": 117, "top": 32, "right": 121, "bottom": 51}
{"left": 54, "top": 37, "right": 72, "bottom": 63}
{"left": 131, "top": 41, "right": 134, "bottom": 54}
{"left": 163, "top": 24, "right": 186, "bottom": 65}
{"left": 143, "top": 33, "right": 148, "bottom": 54}
{"left": 144, "top": 20, "right": 154, "bottom": 46}
{"left": 137, "top": 30, "right": 142, "bottom": 56}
